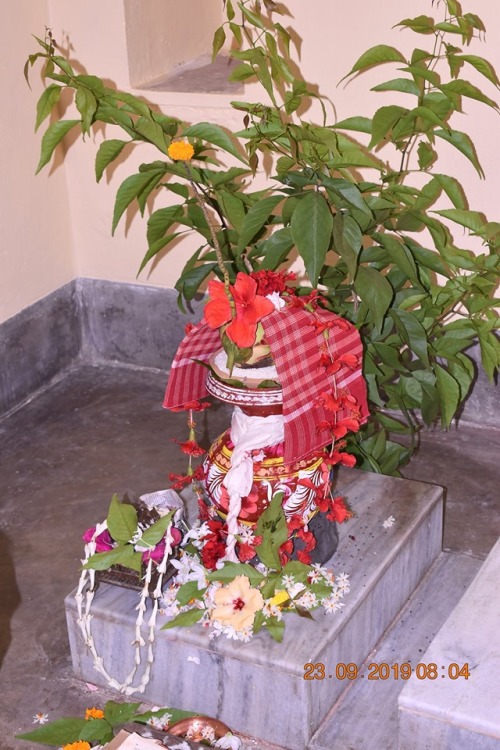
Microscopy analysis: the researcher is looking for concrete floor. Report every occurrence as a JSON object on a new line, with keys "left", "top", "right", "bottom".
{"left": 0, "top": 362, "right": 498, "bottom": 750}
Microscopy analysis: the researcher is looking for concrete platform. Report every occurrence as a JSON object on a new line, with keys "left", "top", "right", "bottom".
{"left": 66, "top": 470, "right": 443, "bottom": 750}
{"left": 398, "top": 537, "right": 500, "bottom": 750}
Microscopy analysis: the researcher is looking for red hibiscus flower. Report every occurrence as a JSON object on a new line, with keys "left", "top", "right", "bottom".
{"left": 173, "top": 439, "right": 206, "bottom": 457}
{"left": 204, "top": 273, "right": 275, "bottom": 348}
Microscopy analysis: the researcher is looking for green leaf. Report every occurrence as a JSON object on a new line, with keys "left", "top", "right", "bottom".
{"left": 138, "top": 233, "right": 184, "bottom": 275}
{"left": 333, "top": 116, "right": 372, "bottom": 134}
{"left": 397, "top": 16, "right": 435, "bottom": 34}
{"left": 35, "top": 84, "right": 62, "bottom": 132}
{"left": 434, "top": 208, "right": 485, "bottom": 233}
{"left": 343, "top": 45, "right": 406, "bottom": 80}
{"left": 479, "top": 335, "right": 499, "bottom": 382}
{"left": 332, "top": 212, "right": 362, "bottom": 279}
{"left": 434, "top": 129, "right": 484, "bottom": 178}
{"left": 219, "top": 190, "right": 246, "bottom": 232}
{"left": 107, "top": 494, "right": 138, "bottom": 544}
{"left": 112, "top": 170, "right": 163, "bottom": 234}
{"left": 371, "top": 78, "right": 420, "bottom": 96}
{"left": 75, "top": 85, "right": 97, "bottom": 134}
{"left": 259, "top": 227, "right": 294, "bottom": 269}
{"left": 390, "top": 309, "right": 430, "bottom": 367}
{"left": 440, "top": 80, "right": 498, "bottom": 109}
{"left": 162, "top": 608, "right": 205, "bottom": 630}
{"left": 265, "top": 616, "right": 285, "bottom": 642}
{"left": 16, "top": 718, "right": 86, "bottom": 746}
{"left": 147, "top": 205, "right": 184, "bottom": 245}
{"left": 79, "top": 718, "right": 113, "bottom": 743}
{"left": 240, "top": 4, "right": 266, "bottom": 29}
{"left": 237, "top": 195, "right": 282, "bottom": 253}
{"left": 83, "top": 543, "right": 142, "bottom": 573}
{"left": 95, "top": 139, "right": 128, "bottom": 182}
{"left": 435, "top": 364, "right": 460, "bottom": 427}
{"left": 228, "top": 62, "right": 256, "bottom": 82}
{"left": 104, "top": 700, "right": 141, "bottom": 727}
{"left": 134, "top": 116, "right": 169, "bottom": 153}
{"left": 455, "top": 54, "right": 500, "bottom": 86}
{"left": 433, "top": 174, "right": 467, "bottom": 209}
{"left": 418, "top": 141, "right": 436, "bottom": 170}
{"left": 354, "top": 266, "right": 393, "bottom": 330}
{"left": 291, "top": 191, "right": 333, "bottom": 287}
{"left": 139, "top": 510, "right": 175, "bottom": 548}
{"left": 212, "top": 25, "right": 226, "bottom": 61}
{"left": 369, "top": 105, "right": 407, "bottom": 148}
{"left": 207, "top": 562, "right": 264, "bottom": 586}
{"left": 176, "top": 261, "right": 218, "bottom": 301}
{"left": 35, "top": 119, "right": 80, "bottom": 174}
{"left": 254, "top": 493, "right": 288, "bottom": 571}
{"left": 183, "top": 122, "right": 247, "bottom": 163}
{"left": 374, "top": 234, "right": 420, "bottom": 286}
{"left": 176, "top": 580, "right": 207, "bottom": 606}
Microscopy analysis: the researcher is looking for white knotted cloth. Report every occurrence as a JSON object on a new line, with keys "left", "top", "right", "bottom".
{"left": 222, "top": 406, "right": 284, "bottom": 562}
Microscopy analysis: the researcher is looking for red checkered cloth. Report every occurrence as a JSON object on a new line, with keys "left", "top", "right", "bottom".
{"left": 163, "top": 307, "right": 368, "bottom": 463}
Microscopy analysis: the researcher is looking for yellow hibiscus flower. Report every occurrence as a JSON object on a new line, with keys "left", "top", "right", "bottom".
{"left": 211, "top": 575, "right": 264, "bottom": 631}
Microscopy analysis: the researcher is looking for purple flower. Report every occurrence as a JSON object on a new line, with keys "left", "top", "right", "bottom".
{"left": 82, "top": 527, "right": 114, "bottom": 552}
{"left": 141, "top": 528, "right": 182, "bottom": 564}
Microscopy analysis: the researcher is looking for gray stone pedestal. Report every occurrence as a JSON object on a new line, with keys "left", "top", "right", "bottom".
{"left": 398, "top": 536, "right": 500, "bottom": 750}
{"left": 65, "top": 470, "right": 443, "bottom": 750}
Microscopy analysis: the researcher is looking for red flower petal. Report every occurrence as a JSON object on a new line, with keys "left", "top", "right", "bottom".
{"left": 225, "top": 317, "right": 258, "bottom": 348}
{"left": 204, "top": 297, "right": 232, "bottom": 329}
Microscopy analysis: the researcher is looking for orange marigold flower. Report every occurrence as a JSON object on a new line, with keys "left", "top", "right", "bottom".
{"left": 62, "top": 742, "right": 91, "bottom": 750}
{"left": 85, "top": 707, "right": 104, "bottom": 720}
{"left": 168, "top": 140, "right": 194, "bottom": 161}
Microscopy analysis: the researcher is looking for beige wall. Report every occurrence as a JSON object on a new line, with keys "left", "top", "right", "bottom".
{"left": 0, "top": 0, "right": 74, "bottom": 323}
{"left": 3, "top": 1, "right": 499, "bottom": 323}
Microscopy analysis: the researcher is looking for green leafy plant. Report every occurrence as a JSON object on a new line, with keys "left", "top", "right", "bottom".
{"left": 26, "top": 0, "right": 499, "bottom": 474}
{"left": 16, "top": 701, "right": 199, "bottom": 748}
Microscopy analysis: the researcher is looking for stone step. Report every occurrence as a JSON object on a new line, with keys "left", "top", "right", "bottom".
{"left": 65, "top": 469, "right": 443, "bottom": 750}
{"left": 309, "top": 551, "right": 481, "bottom": 750}
{"left": 398, "top": 537, "right": 500, "bottom": 750}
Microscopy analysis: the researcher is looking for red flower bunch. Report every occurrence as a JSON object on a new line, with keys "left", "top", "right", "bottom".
{"left": 199, "top": 519, "right": 228, "bottom": 570}
{"left": 169, "top": 465, "right": 204, "bottom": 490}
{"left": 204, "top": 273, "right": 274, "bottom": 348}
{"left": 316, "top": 493, "right": 351, "bottom": 523}
{"left": 250, "top": 269, "right": 296, "bottom": 296}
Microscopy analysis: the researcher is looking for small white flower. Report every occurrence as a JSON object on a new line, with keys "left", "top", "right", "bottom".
{"left": 187, "top": 655, "right": 200, "bottom": 664}
{"left": 281, "top": 574, "right": 295, "bottom": 589}
{"left": 214, "top": 732, "right": 243, "bottom": 749}
{"left": 237, "top": 525, "right": 256, "bottom": 543}
{"left": 201, "top": 725, "right": 216, "bottom": 742}
{"left": 32, "top": 713, "right": 49, "bottom": 724}
{"left": 288, "top": 582, "right": 306, "bottom": 599}
{"left": 309, "top": 570, "right": 322, "bottom": 584}
{"left": 322, "top": 597, "right": 345, "bottom": 613}
{"left": 383, "top": 515, "right": 396, "bottom": 529}
{"left": 266, "top": 291, "right": 286, "bottom": 310}
{"left": 296, "top": 591, "right": 318, "bottom": 609}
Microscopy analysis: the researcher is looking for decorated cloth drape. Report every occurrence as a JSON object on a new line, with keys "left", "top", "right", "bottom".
{"left": 163, "top": 306, "right": 369, "bottom": 463}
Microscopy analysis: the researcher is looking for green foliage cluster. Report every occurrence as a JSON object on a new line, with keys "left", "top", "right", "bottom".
{"left": 163, "top": 492, "right": 329, "bottom": 643}
{"left": 82, "top": 494, "right": 174, "bottom": 573}
{"left": 26, "top": 0, "right": 499, "bottom": 473}
{"left": 16, "top": 701, "right": 197, "bottom": 747}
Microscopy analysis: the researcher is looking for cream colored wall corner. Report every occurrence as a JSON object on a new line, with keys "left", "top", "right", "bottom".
{"left": 0, "top": 0, "right": 75, "bottom": 324}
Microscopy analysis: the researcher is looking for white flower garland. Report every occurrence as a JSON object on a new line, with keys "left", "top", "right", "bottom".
{"left": 75, "top": 520, "right": 175, "bottom": 695}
